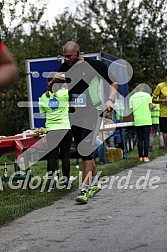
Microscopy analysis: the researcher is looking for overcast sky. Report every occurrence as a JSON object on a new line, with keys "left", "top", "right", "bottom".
{"left": 41, "top": 0, "right": 83, "bottom": 25}
{"left": 3, "top": 0, "right": 83, "bottom": 28}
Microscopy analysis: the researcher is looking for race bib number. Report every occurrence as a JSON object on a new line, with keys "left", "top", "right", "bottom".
{"left": 48, "top": 98, "right": 59, "bottom": 110}
{"left": 70, "top": 94, "right": 86, "bottom": 107}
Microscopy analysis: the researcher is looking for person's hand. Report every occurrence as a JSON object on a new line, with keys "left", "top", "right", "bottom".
{"left": 49, "top": 72, "right": 65, "bottom": 86}
{"left": 150, "top": 103, "right": 156, "bottom": 110}
{"left": 104, "top": 100, "right": 115, "bottom": 112}
{"left": 62, "top": 83, "right": 68, "bottom": 89}
{"left": 53, "top": 72, "right": 65, "bottom": 82}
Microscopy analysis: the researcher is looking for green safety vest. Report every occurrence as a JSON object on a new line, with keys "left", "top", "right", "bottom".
{"left": 114, "top": 98, "right": 124, "bottom": 121}
{"left": 151, "top": 103, "right": 160, "bottom": 124}
{"left": 88, "top": 76, "right": 103, "bottom": 110}
{"left": 88, "top": 76, "right": 124, "bottom": 121}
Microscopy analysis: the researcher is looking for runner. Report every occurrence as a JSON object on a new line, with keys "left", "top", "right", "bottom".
{"left": 57, "top": 41, "right": 118, "bottom": 203}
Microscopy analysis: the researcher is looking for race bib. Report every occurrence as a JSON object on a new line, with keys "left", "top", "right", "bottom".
{"left": 70, "top": 94, "right": 86, "bottom": 107}
{"left": 48, "top": 98, "right": 59, "bottom": 110}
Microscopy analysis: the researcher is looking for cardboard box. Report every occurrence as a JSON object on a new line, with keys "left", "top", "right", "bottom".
{"left": 105, "top": 148, "right": 122, "bottom": 163}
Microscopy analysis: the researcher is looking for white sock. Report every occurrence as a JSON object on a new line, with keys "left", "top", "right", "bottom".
{"left": 82, "top": 184, "right": 89, "bottom": 191}
{"left": 92, "top": 176, "right": 98, "bottom": 185}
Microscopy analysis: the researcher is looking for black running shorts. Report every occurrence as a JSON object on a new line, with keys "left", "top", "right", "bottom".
{"left": 159, "top": 117, "right": 167, "bottom": 133}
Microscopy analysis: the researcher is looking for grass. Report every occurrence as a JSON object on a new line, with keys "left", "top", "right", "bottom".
{"left": 0, "top": 143, "right": 165, "bottom": 226}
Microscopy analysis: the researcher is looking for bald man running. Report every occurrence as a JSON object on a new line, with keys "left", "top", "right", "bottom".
{"left": 58, "top": 41, "right": 118, "bottom": 203}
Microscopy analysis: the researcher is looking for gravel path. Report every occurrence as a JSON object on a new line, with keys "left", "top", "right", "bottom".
{"left": 0, "top": 154, "right": 167, "bottom": 252}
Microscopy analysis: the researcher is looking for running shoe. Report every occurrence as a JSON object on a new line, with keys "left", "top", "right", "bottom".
{"left": 76, "top": 189, "right": 89, "bottom": 203}
{"left": 88, "top": 183, "right": 102, "bottom": 198}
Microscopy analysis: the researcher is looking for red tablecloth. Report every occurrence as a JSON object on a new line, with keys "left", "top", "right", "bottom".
{"left": 0, "top": 136, "right": 38, "bottom": 156}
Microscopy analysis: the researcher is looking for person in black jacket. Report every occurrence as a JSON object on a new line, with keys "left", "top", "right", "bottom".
{"left": 56, "top": 41, "right": 118, "bottom": 203}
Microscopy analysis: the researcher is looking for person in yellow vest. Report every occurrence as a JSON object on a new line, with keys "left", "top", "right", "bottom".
{"left": 152, "top": 71, "right": 167, "bottom": 153}
{"left": 129, "top": 83, "right": 154, "bottom": 162}
{"left": 39, "top": 72, "right": 72, "bottom": 189}
{"left": 149, "top": 102, "right": 164, "bottom": 152}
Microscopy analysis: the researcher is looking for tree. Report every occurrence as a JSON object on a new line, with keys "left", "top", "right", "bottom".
{"left": 0, "top": 0, "right": 48, "bottom": 135}
{"left": 75, "top": 0, "right": 142, "bottom": 86}
{"left": 137, "top": 0, "right": 167, "bottom": 85}
{"left": 1, "top": 0, "right": 167, "bottom": 135}
{"left": 75, "top": 0, "right": 167, "bottom": 86}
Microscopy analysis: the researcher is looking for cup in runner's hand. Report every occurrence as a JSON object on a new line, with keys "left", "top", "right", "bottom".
{"left": 53, "top": 73, "right": 65, "bottom": 82}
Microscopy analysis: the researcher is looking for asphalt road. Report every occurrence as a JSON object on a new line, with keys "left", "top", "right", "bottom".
{"left": 0, "top": 154, "right": 167, "bottom": 252}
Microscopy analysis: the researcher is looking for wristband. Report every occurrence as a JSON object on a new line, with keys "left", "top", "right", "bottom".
{"left": 108, "top": 98, "right": 115, "bottom": 104}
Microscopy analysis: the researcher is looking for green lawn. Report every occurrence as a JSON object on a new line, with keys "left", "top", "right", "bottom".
{"left": 0, "top": 144, "right": 165, "bottom": 226}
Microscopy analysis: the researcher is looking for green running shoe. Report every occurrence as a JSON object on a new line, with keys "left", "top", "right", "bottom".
{"left": 88, "top": 183, "right": 102, "bottom": 198}
{"left": 76, "top": 189, "right": 89, "bottom": 204}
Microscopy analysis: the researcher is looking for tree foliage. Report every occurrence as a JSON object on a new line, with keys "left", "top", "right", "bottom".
{"left": 0, "top": 0, "right": 167, "bottom": 135}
